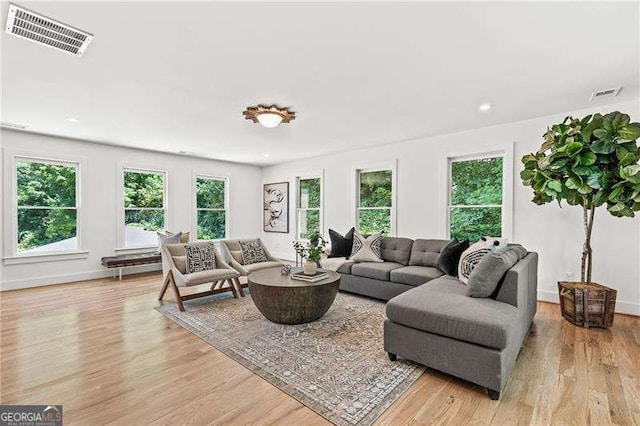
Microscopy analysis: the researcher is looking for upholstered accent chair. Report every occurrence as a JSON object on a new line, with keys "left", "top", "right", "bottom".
{"left": 220, "top": 239, "right": 284, "bottom": 295}
{"left": 159, "top": 242, "right": 241, "bottom": 311}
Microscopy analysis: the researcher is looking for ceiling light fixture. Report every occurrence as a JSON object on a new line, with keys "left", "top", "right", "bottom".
{"left": 243, "top": 105, "right": 295, "bottom": 128}
{"left": 479, "top": 103, "right": 492, "bottom": 112}
{"left": 65, "top": 117, "right": 79, "bottom": 122}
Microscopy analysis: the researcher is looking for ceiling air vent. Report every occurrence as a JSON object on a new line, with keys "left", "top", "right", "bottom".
{"left": 590, "top": 87, "right": 622, "bottom": 102}
{"left": 5, "top": 4, "right": 93, "bottom": 57}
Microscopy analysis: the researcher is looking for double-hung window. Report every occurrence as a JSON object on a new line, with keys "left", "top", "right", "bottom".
{"left": 123, "top": 169, "right": 166, "bottom": 247}
{"left": 448, "top": 155, "right": 504, "bottom": 242}
{"left": 195, "top": 176, "right": 227, "bottom": 239}
{"left": 357, "top": 169, "right": 393, "bottom": 235}
{"left": 296, "top": 177, "right": 321, "bottom": 240}
{"left": 15, "top": 158, "right": 79, "bottom": 254}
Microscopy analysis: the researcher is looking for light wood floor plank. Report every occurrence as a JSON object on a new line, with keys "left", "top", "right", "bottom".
{"left": 1, "top": 272, "right": 638, "bottom": 425}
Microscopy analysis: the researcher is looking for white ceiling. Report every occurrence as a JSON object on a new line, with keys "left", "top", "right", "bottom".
{"left": 2, "top": 1, "right": 639, "bottom": 166}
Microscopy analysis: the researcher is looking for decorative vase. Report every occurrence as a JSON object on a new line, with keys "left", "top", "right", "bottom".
{"left": 303, "top": 259, "right": 318, "bottom": 275}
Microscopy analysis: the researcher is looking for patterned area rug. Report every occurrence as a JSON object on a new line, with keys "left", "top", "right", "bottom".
{"left": 156, "top": 292, "right": 425, "bottom": 425}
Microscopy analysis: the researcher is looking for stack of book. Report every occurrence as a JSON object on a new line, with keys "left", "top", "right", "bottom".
{"left": 291, "top": 269, "right": 329, "bottom": 282}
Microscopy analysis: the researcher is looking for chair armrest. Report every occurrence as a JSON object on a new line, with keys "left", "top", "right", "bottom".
{"left": 228, "top": 258, "right": 249, "bottom": 275}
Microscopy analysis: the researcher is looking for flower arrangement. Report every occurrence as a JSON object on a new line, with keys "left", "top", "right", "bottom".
{"left": 293, "top": 231, "right": 326, "bottom": 262}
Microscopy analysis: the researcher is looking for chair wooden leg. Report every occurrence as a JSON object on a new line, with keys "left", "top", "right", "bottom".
{"left": 234, "top": 277, "right": 245, "bottom": 297}
{"left": 210, "top": 280, "right": 222, "bottom": 291}
{"left": 170, "top": 279, "right": 185, "bottom": 311}
{"left": 227, "top": 279, "right": 239, "bottom": 298}
{"left": 158, "top": 274, "right": 171, "bottom": 300}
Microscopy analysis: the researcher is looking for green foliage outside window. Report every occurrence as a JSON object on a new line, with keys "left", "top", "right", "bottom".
{"left": 17, "top": 161, "right": 77, "bottom": 252}
{"left": 298, "top": 178, "right": 321, "bottom": 239}
{"left": 358, "top": 170, "right": 392, "bottom": 235}
{"left": 197, "top": 177, "right": 226, "bottom": 239}
{"left": 124, "top": 171, "right": 165, "bottom": 233}
{"left": 449, "top": 157, "right": 503, "bottom": 242}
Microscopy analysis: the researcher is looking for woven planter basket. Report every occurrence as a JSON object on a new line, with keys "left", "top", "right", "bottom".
{"left": 558, "top": 281, "right": 617, "bottom": 329}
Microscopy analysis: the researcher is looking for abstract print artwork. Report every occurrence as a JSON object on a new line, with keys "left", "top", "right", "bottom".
{"left": 263, "top": 182, "right": 289, "bottom": 233}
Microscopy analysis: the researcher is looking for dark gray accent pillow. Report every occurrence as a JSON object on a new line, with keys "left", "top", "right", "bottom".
{"left": 328, "top": 228, "right": 355, "bottom": 258}
{"left": 437, "top": 239, "right": 469, "bottom": 276}
{"left": 239, "top": 239, "right": 268, "bottom": 264}
{"left": 467, "top": 245, "right": 527, "bottom": 298}
{"left": 381, "top": 237, "right": 414, "bottom": 265}
{"left": 185, "top": 243, "right": 216, "bottom": 274}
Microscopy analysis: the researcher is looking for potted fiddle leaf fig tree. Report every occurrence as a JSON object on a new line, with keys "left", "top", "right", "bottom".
{"left": 521, "top": 111, "right": 640, "bottom": 327}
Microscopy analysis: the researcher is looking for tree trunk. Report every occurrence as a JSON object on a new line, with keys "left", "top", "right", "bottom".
{"left": 581, "top": 197, "right": 596, "bottom": 285}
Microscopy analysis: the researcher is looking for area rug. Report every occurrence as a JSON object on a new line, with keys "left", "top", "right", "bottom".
{"left": 155, "top": 292, "right": 425, "bottom": 425}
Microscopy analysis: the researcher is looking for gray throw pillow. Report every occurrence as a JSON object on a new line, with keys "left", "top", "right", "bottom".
{"left": 239, "top": 239, "right": 268, "bottom": 264}
{"left": 185, "top": 243, "right": 216, "bottom": 274}
{"left": 158, "top": 231, "right": 182, "bottom": 247}
{"left": 467, "top": 245, "right": 527, "bottom": 298}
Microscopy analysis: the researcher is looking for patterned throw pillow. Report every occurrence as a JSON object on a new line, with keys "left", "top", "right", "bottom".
{"left": 457, "top": 237, "right": 507, "bottom": 284}
{"left": 239, "top": 239, "right": 269, "bottom": 265}
{"left": 350, "top": 231, "right": 384, "bottom": 263}
{"left": 185, "top": 243, "right": 216, "bottom": 274}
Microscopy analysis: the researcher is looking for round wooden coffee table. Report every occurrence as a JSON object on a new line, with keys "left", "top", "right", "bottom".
{"left": 247, "top": 267, "right": 341, "bottom": 325}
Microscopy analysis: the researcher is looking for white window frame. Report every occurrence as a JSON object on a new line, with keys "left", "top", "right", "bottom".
{"left": 295, "top": 171, "right": 323, "bottom": 241}
{"left": 441, "top": 144, "right": 514, "bottom": 240}
{"left": 117, "top": 165, "right": 168, "bottom": 250}
{"left": 353, "top": 160, "right": 397, "bottom": 236}
{"left": 192, "top": 173, "right": 229, "bottom": 241}
{"left": 3, "top": 150, "right": 88, "bottom": 265}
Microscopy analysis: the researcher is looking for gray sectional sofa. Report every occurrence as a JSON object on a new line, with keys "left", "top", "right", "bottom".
{"left": 333, "top": 237, "right": 538, "bottom": 400}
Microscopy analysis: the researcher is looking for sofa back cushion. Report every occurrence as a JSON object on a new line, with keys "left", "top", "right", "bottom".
{"left": 409, "top": 239, "right": 450, "bottom": 267}
{"left": 381, "top": 237, "right": 413, "bottom": 265}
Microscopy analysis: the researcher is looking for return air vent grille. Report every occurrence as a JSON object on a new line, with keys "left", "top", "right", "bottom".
{"left": 590, "top": 87, "right": 622, "bottom": 102}
{"left": 5, "top": 4, "right": 93, "bottom": 57}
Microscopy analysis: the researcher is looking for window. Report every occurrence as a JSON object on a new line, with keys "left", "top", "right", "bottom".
{"left": 15, "top": 158, "right": 79, "bottom": 254}
{"left": 123, "top": 169, "right": 166, "bottom": 247}
{"left": 195, "top": 176, "right": 227, "bottom": 239}
{"left": 448, "top": 156, "right": 503, "bottom": 242}
{"left": 297, "top": 177, "right": 321, "bottom": 240}
{"left": 357, "top": 169, "right": 393, "bottom": 235}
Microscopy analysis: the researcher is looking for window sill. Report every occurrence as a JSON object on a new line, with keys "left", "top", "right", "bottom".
{"left": 3, "top": 250, "right": 90, "bottom": 265}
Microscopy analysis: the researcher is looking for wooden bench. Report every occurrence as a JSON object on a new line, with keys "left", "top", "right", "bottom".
{"left": 101, "top": 252, "right": 161, "bottom": 280}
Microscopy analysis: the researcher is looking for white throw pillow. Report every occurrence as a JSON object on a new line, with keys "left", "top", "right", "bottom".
{"left": 458, "top": 237, "right": 507, "bottom": 284}
{"left": 350, "top": 232, "right": 384, "bottom": 263}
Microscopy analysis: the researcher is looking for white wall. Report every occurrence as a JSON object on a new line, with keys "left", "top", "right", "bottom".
{"left": 261, "top": 100, "right": 640, "bottom": 315}
{"left": 0, "top": 130, "right": 263, "bottom": 290}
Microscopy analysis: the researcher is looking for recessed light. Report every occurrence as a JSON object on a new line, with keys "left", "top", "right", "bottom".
{"left": 479, "top": 103, "right": 492, "bottom": 112}
{"left": 263, "top": 153, "right": 270, "bottom": 158}
{"left": 65, "top": 117, "right": 79, "bottom": 122}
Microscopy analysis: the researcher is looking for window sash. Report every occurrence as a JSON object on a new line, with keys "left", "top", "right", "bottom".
{"left": 194, "top": 175, "right": 228, "bottom": 240}
{"left": 357, "top": 170, "right": 393, "bottom": 208}
{"left": 123, "top": 169, "right": 166, "bottom": 209}
{"left": 297, "top": 207, "right": 321, "bottom": 239}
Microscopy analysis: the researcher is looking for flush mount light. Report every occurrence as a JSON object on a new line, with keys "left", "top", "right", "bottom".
{"left": 243, "top": 105, "right": 295, "bottom": 128}
{"left": 479, "top": 103, "right": 492, "bottom": 112}
{"left": 65, "top": 117, "right": 79, "bottom": 122}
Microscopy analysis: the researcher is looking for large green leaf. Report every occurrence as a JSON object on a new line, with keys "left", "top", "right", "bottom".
{"left": 590, "top": 140, "right": 616, "bottom": 154}
{"left": 618, "top": 123, "right": 640, "bottom": 141}
{"left": 547, "top": 180, "right": 563, "bottom": 192}
{"left": 566, "top": 142, "right": 583, "bottom": 156}
{"left": 593, "top": 128, "right": 612, "bottom": 142}
{"left": 579, "top": 152, "right": 597, "bottom": 166}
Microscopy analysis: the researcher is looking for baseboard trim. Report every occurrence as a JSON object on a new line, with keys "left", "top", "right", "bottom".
{"left": 0, "top": 264, "right": 161, "bottom": 291}
{"left": 538, "top": 289, "right": 639, "bottom": 316}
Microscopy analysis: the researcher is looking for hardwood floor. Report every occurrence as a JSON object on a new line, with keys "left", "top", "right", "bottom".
{"left": 1, "top": 272, "right": 638, "bottom": 425}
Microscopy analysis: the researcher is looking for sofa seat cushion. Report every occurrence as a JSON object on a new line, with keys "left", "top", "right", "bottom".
{"left": 337, "top": 262, "right": 354, "bottom": 274}
{"left": 244, "top": 261, "right": 283, "bottom": 273}
{"left": 390, "top": 266, "right": 444, "bottom": 286}
{"left": 386, "top": 276, "right": 518, "bottom": 349}
{"left": 351, "top": 262, "right": 404, "bottom": 281}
